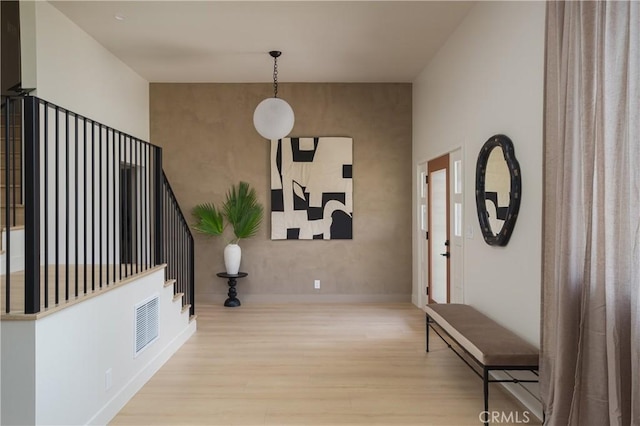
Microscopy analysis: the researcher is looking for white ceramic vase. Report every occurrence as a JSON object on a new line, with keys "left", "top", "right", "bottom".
{"left": 223, "top": 243, "right": 241, "bottom": 275}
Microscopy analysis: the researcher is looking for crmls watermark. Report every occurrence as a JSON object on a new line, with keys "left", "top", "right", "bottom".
{"left": 479, "top": 410, "right": 531, "bottom": 424}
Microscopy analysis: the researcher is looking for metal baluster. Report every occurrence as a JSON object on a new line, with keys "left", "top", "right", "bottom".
{"left": 55, "top": 107, "right": 60, "bottom": 304}
{"left": 83, "top": 118, "right": 87, "bottom": 294}
{"left": 142, "top": 143, "right": 146, "bottom": 270}
{"left": 128, "top": 136, "right": 133, "bottom": 277}
{"left": 65, "top": 111, "right": 69, "bottom": 301}
{"left": 43, "top": 103, "right": 49, "bottom": 308}
{"left": 124, "top": 137, "right": 129, "bottom": 277}
{"left": 91, "top": 121, "right": 95, "bottom": 291}
{"left": 99, "top": 126, "right": 103, "bottom": 287}
{"left": 23, "top": 96, "right": 41, "bottom": 314}
{"left": 190, "top": 232, "right": 195, "bottom": 315}
{"left": 135, "top": 139, "right": 139, "bottom": 273}
{"left": 112, "top": 129, "right": 117, "bottom": 282}
{"left": 118, "top": 133, "right": 122, "bottom": 281}
{"left": 74, "top": 113, "right": 79, "bottom": 297}
{"left": 154, "top": 149, "right": 163, "bottom": 265}
{"left": 181, "top": 214, "right": 185, "bottom": 300}
{"left": 106, "top": 128, "right": 110, "bottom": 285}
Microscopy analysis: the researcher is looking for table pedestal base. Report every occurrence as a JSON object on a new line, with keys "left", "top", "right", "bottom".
{"left": 224, "top": 276, "right": 241, "bottom": 307}
{"left": 216, "top": 272, "right": 248, "bottom": 308}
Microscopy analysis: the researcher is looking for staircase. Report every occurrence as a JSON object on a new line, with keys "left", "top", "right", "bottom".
{"left": 1, "top": 95, "right": 197, "bottom": 426}
{"left": 0, "top": 95, "right": 194, "bottom": 317}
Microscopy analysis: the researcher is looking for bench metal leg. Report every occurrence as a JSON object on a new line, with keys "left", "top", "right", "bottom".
{"left": 483, "top": 368, "right": 489, "bottom": 426}
{"left": 425, "top": 314, "right": 430, "bottom": 352}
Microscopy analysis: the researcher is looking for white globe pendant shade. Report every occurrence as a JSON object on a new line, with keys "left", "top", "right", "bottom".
{"left": 253, "top": 97, "right": 295, "bottom": 140}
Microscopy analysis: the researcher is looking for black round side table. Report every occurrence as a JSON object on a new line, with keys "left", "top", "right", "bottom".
{"left": 216, "top": 272, "right": 248, "bottom": 307}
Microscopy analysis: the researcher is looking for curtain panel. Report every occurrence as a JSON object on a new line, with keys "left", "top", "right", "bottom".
{"left": 542, "top": 1, "right": 639, "bottom": 425}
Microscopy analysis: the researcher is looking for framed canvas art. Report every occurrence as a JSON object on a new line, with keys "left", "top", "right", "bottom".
{"left": 271, "top": 137, "right": 353, "bottom": 240}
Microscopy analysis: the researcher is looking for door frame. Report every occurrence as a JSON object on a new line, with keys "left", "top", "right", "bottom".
{"left": 427, "top": 154, "right": 450, "bottom": 304}
{"left": 449, "top": 148, "right": 464, "bottom": 304}
{"left": 417, "top": 162, "right": 429, "bottom": 308}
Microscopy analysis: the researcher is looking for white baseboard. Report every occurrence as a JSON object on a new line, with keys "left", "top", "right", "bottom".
{"left": 490, "top": 371, "right": 543, "bottom": 422}
{"left": 411, "top": 294, "right": 418, "bottom": 307}
{"left": 88, "top": 319, "right": 197, "bottom": 425}
{"left": 198, "top": 293, "right": 411, "bottom": 304}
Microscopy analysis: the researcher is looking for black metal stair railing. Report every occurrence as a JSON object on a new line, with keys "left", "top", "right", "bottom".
{"left": 162, "top": 172, "right": 195, "bottom": 316}
{"left": 1, "top": 95, "right": 195, "bottom": 316}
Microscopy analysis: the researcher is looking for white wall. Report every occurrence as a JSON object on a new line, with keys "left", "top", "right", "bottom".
{"left": 31, "top": 1, "right": 149, "bottom": 140}
{"left": 15, "top": 1, "right": 153, "bottom": 267}
{"left": 0, "top": 320, "right": 37, "bottom": 426}
{"left": 412, "top": 1, "right": 545, "bottom": 346}
{"left": 1, "top": 269, "right": 196, "bottom": 425}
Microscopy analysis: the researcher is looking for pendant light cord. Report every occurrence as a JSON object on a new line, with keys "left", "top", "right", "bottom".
{"left": 273, "top": 55, "right": 279, "bottom": 98}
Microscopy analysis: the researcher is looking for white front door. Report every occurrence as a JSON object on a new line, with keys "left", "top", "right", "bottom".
{"left": 428, "top": 154, "right": 450, "bottom": 304}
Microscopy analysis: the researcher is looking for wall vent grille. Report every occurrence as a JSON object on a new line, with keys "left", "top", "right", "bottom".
{"left": 134, "top": 295, "right": 159, "bottom": 357}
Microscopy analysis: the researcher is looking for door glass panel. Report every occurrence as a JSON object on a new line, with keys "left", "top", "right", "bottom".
{"left": 454, "top": 202, "right": 462, "bottom": 237}
{"left": 454, "top": 160, "right": 462, "bottom": 194}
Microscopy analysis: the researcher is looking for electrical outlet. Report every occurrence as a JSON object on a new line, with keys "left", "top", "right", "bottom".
{"left": 105, "top": 368, "right": 112, "bottom": 391}
{"left": 314, "top": 280, "right": 320, "bottom": 289}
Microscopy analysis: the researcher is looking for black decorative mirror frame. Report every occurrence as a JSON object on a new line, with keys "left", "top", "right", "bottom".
{"left": 475, "top": 134, "right": 521, "bottom": 246}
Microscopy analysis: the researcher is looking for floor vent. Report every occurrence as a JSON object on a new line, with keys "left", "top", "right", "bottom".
{"left": 134, "top": 295, "right": 159, "bottom": 357}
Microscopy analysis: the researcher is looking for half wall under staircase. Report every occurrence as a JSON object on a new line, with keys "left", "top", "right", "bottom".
{"left": 0, "top": 95, "right": 197, "bottom": 425}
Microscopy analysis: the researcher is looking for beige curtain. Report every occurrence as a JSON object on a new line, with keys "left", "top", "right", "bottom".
{"left": 542, "top": 1, "right": 639, "bottom": 425}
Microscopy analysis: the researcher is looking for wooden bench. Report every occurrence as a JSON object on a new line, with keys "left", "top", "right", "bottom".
{"left": 425, "top": 304, "right": 539, "bottom": 425}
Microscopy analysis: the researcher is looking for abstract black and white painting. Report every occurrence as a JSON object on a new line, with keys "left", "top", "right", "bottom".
{"left": 271, "top": 137, "right": 353, "bottom": 240}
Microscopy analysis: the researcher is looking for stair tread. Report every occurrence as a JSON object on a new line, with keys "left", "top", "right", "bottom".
{"left": 0, "top": 223, "right": 25, "bottom": 230}
{"left": 1, "top": 225, "right": 26, "bottom": 231}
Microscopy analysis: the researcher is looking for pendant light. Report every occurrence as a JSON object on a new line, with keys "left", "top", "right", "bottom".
{"left": 253, "top": 51, "right": 295, "bottom": 140}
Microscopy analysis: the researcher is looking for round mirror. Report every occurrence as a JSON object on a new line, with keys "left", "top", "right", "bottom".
{"left": 475, "top": 134, "right": 521, "bottom": 246}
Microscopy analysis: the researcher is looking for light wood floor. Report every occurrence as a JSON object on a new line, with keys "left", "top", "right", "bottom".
{"left": 111, "top": 303, "right": 540, "bottom": 426}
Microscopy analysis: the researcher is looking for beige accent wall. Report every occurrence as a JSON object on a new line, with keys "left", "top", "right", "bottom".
{"left": 150, "top": 83, "right": 412, "bottom": 304}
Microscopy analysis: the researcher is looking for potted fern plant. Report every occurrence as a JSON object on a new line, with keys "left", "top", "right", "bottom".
{"left": 192, "top": 181, "right": 264, "bottom": 275}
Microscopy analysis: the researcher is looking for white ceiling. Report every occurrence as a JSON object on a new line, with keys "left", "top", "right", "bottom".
{"left": 50, "top": 1, "right": 474, "bottom": 83}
